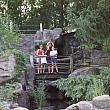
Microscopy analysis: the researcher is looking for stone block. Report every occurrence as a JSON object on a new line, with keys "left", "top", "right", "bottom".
{"left": 92, "top": 95, "right": 110, "bottom": 109}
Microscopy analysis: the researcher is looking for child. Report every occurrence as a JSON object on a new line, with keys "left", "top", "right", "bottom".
{"left": 36, "top": 44, "right": 44, "bottom": 74}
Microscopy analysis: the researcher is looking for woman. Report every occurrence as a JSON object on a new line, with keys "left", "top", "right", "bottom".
{"left": 50, "top": 48, "right": 58, "bottom": 73}
{"left": 45, "top": 43, "right": 53, "bottom": 73}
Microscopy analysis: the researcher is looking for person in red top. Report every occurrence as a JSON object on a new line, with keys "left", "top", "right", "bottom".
{"left": 36, "top": 44, "right": 44, "bottom": 74}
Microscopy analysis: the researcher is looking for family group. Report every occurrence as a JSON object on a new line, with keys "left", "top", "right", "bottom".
{"left": 35, "top": 39, "right": 58, "bottom": 74}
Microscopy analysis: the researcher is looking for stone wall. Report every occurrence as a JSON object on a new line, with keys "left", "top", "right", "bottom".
{"left": 65, "top": 95, "right": 110, "bottom": 110}
{"left": 77, "top": 49, "right": 110, "bottom": 67}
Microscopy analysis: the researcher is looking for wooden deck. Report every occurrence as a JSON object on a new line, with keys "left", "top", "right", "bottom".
{"left": 34, "top": 72, "right": 69, "bottom": 81}
{"left": 34, "top": 72, "right": 70, "bottom": 84}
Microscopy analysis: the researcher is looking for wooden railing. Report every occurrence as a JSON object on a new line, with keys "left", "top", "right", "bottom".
{"left": 30, "top": 55, "right": 71, "bottom": 74}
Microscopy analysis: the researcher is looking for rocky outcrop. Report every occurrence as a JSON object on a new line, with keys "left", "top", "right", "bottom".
{"left": 0, "top": 54, "right": 16, "bottom": 84}
{"left": 19, "top": 35, "right": 34, "bottom": 54}
{"left": 69, "top": 67, "right": 100, "bottom": 77}
{"left": 65, "top": 95, "right": 110, "bottom": 110}
{"left": 54, "top": 32, "right": 80, "bottom": 56}
{"left": 35, "top": 28, "right": 62, "bottom": 40}
{"left": 0, "top": 54, "right": 16, "bottom": 77}
{"left": 90, "top": 50, "right": 110, "bottom": 66}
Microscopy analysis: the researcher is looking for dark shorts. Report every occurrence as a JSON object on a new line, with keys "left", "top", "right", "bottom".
{"left": 51, "top": 57, "right": 57, "bottom": 63}
{"left": 46, "top": 56, "right": 52, "bottom": 64}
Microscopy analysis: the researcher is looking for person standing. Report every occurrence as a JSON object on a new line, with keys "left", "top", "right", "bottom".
{"left": 45, "top": 43, "right": 53, "bottom": 73}
{"left": 36, "top": 44, "right": 44, "bottom": 74}
{"left": 50, "top": 48, "right": 58, "bottom": 73}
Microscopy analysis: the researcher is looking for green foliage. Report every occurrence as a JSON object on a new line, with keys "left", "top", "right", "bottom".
{"left": 0, "top": 15, "right": 27, "bottom": 79}
{"left": 0, "top": 15, "right": 21, "bottom": 55}
{"left": 0, "top": 102, "right": 4, "bottom": 110}
{"left": 0, "top": 83, "right": 18, "bottom": 102}
{"left": 0, "top": 0, "right": 69, "bottom": 28}
{"left": 103, "top": 38, "right": 110, "bottom": 54}
{"left": 12, "top": 49, "right": 29, "bottom": 79}
{"left": 32, "top": 84, "right": 47, "bottom": 109}
{"left": 54, "top": 67, "right": 110, "bottom": 102}
{"left": 66, "top": 0, "right": 110, "bottom": 49}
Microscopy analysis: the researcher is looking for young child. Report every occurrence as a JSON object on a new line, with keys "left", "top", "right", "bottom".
{"left": 36, "top": 44, "right": 44, "bottom": 74}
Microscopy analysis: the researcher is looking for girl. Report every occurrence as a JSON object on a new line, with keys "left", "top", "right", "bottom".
{"left": 36, "top": 44, "right": 44, "bottom": 74}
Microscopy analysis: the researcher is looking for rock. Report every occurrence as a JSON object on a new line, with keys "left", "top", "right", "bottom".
{"left": 65, "top": 95, "right": 110, "bottom": 110}
{"left": 92, "top": 95, "right": 110, "bottom": 109}
{"left": 35, "top": 28, "right": 62, "bottom": 41}
{"left": 54, "top": 32, "right": 80, "bottom": 56}
{"left": 0, "top": 55, "right": 16, "bottom": 84}
{"left": 1, "top": 101, "right": 11, "bottom": 110}
{"left": 77, "top": 101, "right": 92, "bottom": 110}
{"left": 65, "top": 101, "right": 92, "bottom": 110}
{"left": 53, "top": 28, "right": 62, "bottom": 38}
{"left": 65, "top": 104, "right": 78, "bottom": 110}
{"left": 8, "top": 54, "right": 16, "bottom": 76}
{"left": 69, "top": 67, "right": 100, "bottom": 77}
{"left": 35, "top": 30, "right": 43, "bottom": 40}
{"left": 13, "top": 107, "right": 29, "bottom": 110}
{"left": 17, "top": 90, "right": 30, "bottom": 108}
{"left": 43, "top": 29, "right": 53, "bottom": 40}
{"left": 91, "top": 50, "right": 110, "bottom": 66}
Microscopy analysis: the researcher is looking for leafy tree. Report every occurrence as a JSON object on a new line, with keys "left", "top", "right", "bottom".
{"left": 0, "top": 14, "right": 21, "bottom": 55}
{"left": 66, "top": 0, "right": 110, "bottom": 49}
{"left": 0, "top": 0, "right": 69, "bottom": 28}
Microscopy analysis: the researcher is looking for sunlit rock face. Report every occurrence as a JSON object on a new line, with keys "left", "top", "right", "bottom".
{"left": 0, "top": 54, "right": 16, "bottom": 84}
{"left": 35, "top": 28, "right": 63, "bottom": 40}
{"left": 65, "top": 95, "right": 110, "bottom": 110}
{"left": 54, "top": 32, "right": 81, "bottom": 56}
{"left": 69, "top": 67, "right": 100, "bottom": 77}
{"left": 19, "top": 35, "right": 34, "bottom": 54}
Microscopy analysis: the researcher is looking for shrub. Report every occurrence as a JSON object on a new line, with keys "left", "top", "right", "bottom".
{"left": 54, "top": 67, "right": 110, "bottom": 103}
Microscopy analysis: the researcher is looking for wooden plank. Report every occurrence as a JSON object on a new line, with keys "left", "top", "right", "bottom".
{"left": 70, "top": 54, "right": 73, "bottom": 73}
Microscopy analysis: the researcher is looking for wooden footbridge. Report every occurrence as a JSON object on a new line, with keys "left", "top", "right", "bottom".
{"left": 16, "top": 24, "right": 84, "bottom": 84}
{"left": 29, "top": 55, "right": 72, "bottom": 84}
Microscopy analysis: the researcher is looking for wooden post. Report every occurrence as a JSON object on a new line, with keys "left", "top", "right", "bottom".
{"left": 70, "top": 54, "right": 73, "bottom": 73}
{"left": 70, "top": 47, "right": 74, "bottom": 73}
{"left": 40, "top": 23, "right": 43, "bottom": 32}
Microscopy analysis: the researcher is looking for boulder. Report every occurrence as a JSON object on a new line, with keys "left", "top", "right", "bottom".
{"left": 43, "top": 29, "right": 53, "bottom": 40}
{"left": 65, "top": 104, "right": 78, "bottom": 110}
{"left": 35, "top": 30, "right": 43, "bottom": 40}
{"left": 92, "top": 95, "right": 110, "bottom": 109}
{"left": 77, "top": 101, "right": 92, "bottom": 110}
{"left": 91, "top": 50, "right": 110, "bottom": 66}
{"left": 53, "top": 28, "right": 62, "bottom": 38}
{"left": 0, "top": 54, "right": 16, "bottom": 84}
{"left": 65, "top": 101, "right": 92, "bottom": 110}
{"left": 13, "top": 107, "right": 29, "bottom": 110}
{"left": 65, "top": 95, "right": 110, "bottom": 110}
{"left": 17, "top": 90, "right": 30, "bottom": 108}
{"left": 69, "top": 67, "right": 100, "bottom": 77}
